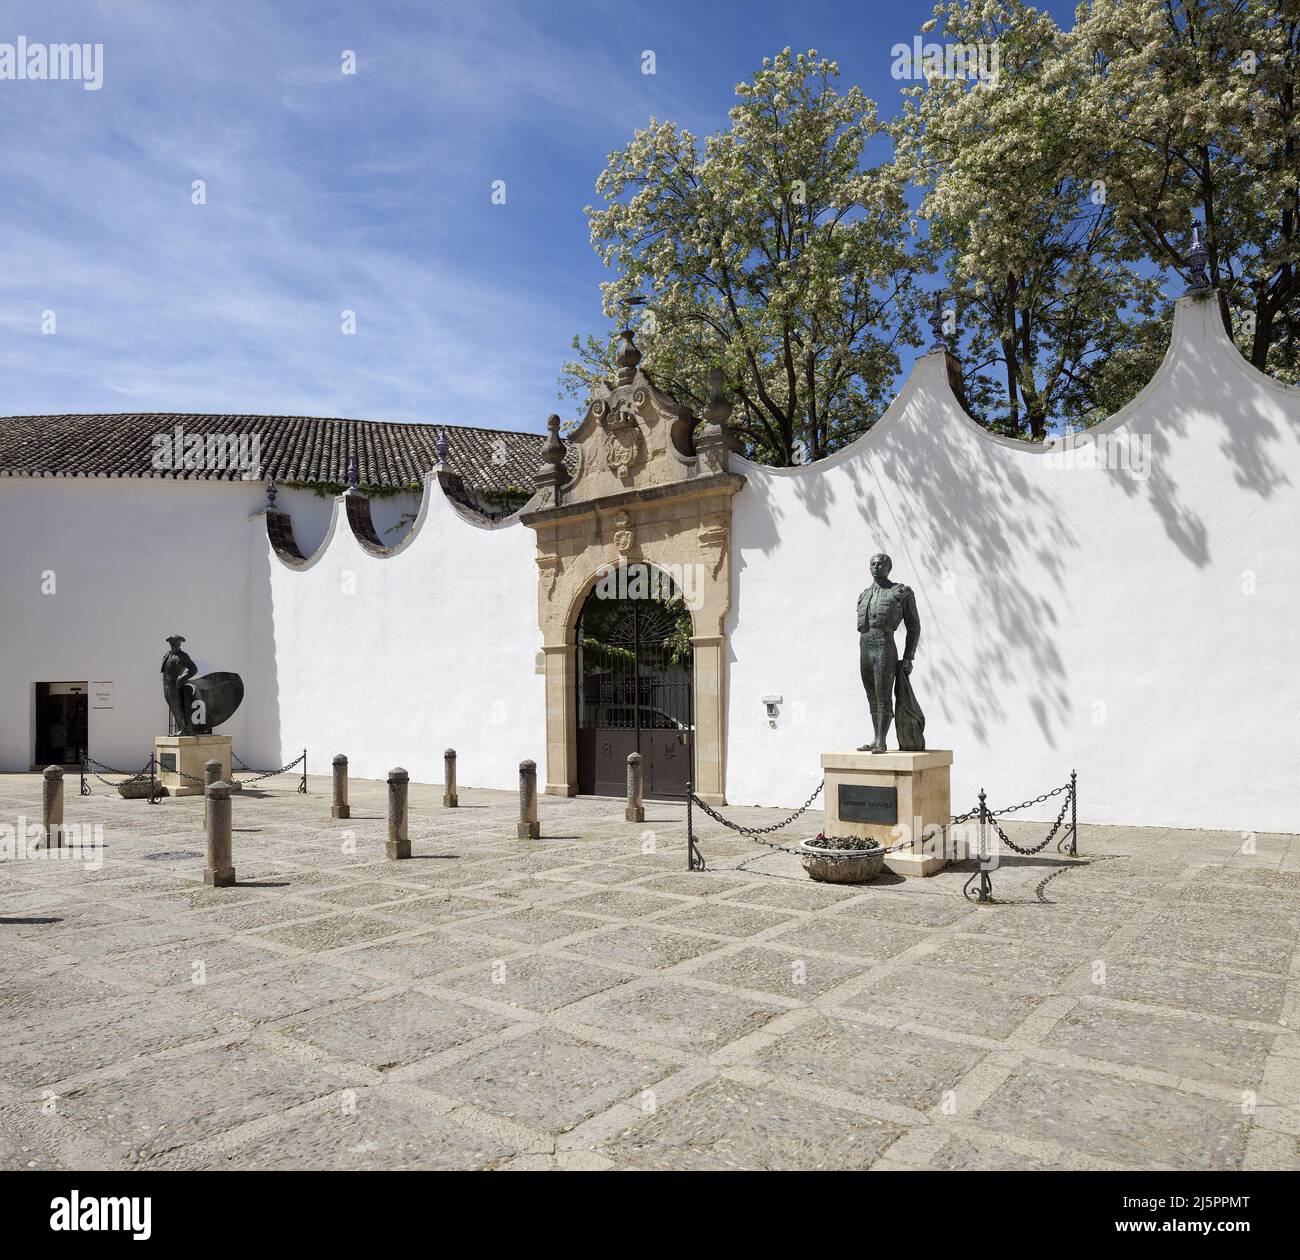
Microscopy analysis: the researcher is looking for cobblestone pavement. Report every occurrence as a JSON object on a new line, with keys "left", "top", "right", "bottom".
{"left": 1, "top": 770, "right": 1297, "bottom": 1171}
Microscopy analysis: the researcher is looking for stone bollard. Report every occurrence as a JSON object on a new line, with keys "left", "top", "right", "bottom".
{"left": 203, "top": 758, "right": 222, "bottom": 826}
{"left": 518, "top": 759, "right": 540, "bottom": 839}
{"left": 204, "top": 781, "right": 236, "bottom": 887}
{"left": 443, "top": 748, "right": 458, "bottom": 808}
{"left": 41, "top": 765, "right": 64, "bottom": 850}
{"left": 386, "top": 767, "right": 410, "bottom": 859}
{"left": 625, "top": 752, "right": 645, "bottom": 823}
{"left": 332, "top": 754, "right": 350, "bottom": 819}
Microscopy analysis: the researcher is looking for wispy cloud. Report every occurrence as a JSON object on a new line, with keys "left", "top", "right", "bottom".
{"left": 2, "top": 0, "right": 1045, "bottom": 428}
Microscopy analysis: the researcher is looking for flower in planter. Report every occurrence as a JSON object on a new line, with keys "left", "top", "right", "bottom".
{"left": 807, "top": 832, "right": 883, "bottom": 854}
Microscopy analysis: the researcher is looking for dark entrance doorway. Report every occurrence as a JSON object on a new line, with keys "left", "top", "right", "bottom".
{"left": 34, "top": 682, "right": 88, "bottom": 768}
{"left": 576, "top": 568, "right": 693, "bottom": 800}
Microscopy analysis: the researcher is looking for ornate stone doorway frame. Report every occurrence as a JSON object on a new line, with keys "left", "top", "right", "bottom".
{"left": 522, "top": 331, "right": 744, "bottom": 806}
{"left": 523, "top": 475, "right": 742, "bottom": 805}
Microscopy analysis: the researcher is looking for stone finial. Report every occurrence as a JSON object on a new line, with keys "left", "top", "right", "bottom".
{"left": 266, "top": 477, "right": 278, "bottom": 508}
{"left": 615, "top": 328, "right": 642, "bottom": 386}
{"left": 928, "top": 291, "right": 950, "bottom": 353}
{"left": 696, "top": 366, "right": 740, "bottom": 469}
{"left": 535, "top": 413, "right": 568, "bottom": 502}
{"left": 702, "top": 367, "right": 733, "bottom": 430}
{"left": 346, "top": 452, "right": 360, "bottom": 492}
{"left": 437, "top": 428, "right": 449, "bottom": 465}
{"left": 1185, "top": 220, "right": 1211, "bottom": 293}
{"left": 540, "top": 414, "right": 565, "bottom": 469}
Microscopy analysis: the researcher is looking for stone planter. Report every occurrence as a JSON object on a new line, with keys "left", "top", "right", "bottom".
{"left": 799, "top": 835, "right": 885, "bottom": 884}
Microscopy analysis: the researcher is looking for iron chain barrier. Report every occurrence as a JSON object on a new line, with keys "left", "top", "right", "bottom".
{"left": 78, "top": 749, "right": 308, "bottom": 801}
{"left": 964, "top": 771, "right": 1078, "bottom": 902}
{"left": 691, "top": 779, "right": 826, "bottom": 840}
{"left": 686, "top": 769, "right": 1079, "bottom": 905}
{"left": 80, "top": 755, "right": 157, "bottom": 800}
{"left": 231, "top": 750, "right": 308, "bottom": 791}
{"left": 985, "top": 785, "right": 1073, "bottom": 856}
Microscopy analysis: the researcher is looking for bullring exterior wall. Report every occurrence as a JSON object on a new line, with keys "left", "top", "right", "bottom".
{"left": 252, "top": 482, "right": 544, "bottom": 789}
{"left": 2, "top": 293, "right": 1297, "bottom": 831}
{"left": 726, "top": 296, "right": 1300, "bottom": 831}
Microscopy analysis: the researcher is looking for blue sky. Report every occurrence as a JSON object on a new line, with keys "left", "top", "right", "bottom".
{"left": 0, "top": 0, "right": 1078, "bottom": 433}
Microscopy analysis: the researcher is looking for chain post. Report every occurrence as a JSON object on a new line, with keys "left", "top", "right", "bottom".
{"left": 80, "top": 758, "right": 88, "bottom": 797}
{"left": 299, "top": 748, "right": 308, "bottom": 794}
{"left": 686, "top": 778, "right": 696, "bottom": 870}
{"left": 977, "top": 787, "right": 992, "bottom": 902}
{"left": 149, "top": 753, "right": 159, "bottom": 805}
{"left": 1073, "top": 768, "right": 1079, "bottom": 853}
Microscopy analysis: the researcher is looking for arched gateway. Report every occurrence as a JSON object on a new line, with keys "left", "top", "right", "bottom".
{"left": 521, "top": 330, "right": 743, "bottom": 805}
{"left": 575, "top": 564, "right": 694, "bottom": 799}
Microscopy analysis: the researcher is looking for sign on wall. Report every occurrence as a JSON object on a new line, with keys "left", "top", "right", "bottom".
{"left": 91, "top": 681, "right": 114, "bottom": 709}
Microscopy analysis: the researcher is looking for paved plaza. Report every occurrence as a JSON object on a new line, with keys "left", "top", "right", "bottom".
{"left": 1, "top": 770, "right": 1297, "bottom": 1172}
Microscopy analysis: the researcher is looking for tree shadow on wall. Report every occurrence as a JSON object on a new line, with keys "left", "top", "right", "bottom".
{"left": 738, "top": 388, "right": 1078, "bottom": 750}
{"left": 1100, "top": 326, "right": 1299, "bottom": 559}
{"left": 736, "top": 323, "right": 1300, "bottom": 755}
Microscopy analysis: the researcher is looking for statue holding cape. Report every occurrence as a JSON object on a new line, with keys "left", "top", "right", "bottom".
{"left": 856, "top": 553, "right": 926, "bottom": 753}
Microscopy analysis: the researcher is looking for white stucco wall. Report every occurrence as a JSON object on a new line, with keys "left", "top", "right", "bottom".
{"left": 251, "top": 483, "right": 544, "bottom": 789}
{"left": 726, "top": 296, "right": 1300, "bottom": 832}
{"left": 0, "top": 470, "right": 539, "bottom": 791}
{"left": 0, "top": 477, "right": 324, "bottom": 773}
{"left": 3, "top": 293, "right": 1296, "bottom": 832}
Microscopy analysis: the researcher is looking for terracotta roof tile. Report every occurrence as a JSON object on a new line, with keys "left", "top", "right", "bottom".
{"left": 0, "top": 412, "right": 551, "bottom": 494}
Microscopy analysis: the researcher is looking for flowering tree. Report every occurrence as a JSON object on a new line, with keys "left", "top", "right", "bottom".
{"left": 1076, "top": 0, "right": 1299, "bottom": 379}
{"left": 562, "top": 48, "right": 924, "bottom": 465}
{"left": 894, "top": 1, "right": 1167, "bottom": 438}
{"left": 567, "top": 7, "right": 1298, "bottom": 457}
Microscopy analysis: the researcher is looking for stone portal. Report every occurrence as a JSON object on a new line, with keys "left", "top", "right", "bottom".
{"left": 522, "top": 335, "right": 743, "bottom": 805}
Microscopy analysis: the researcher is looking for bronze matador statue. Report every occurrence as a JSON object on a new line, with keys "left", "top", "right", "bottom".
{"left": 856, "top": 553, "right": 926, "bottom": 753}
{"left": 161, "top": 635, "right": 199, "bottom": 735}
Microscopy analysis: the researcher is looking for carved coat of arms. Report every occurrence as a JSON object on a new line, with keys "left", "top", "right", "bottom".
{"left": 604, "top": 405, "right": 643, "bottom": 481}
{"left": 612, "top": 511, "right": 637, "bottom": 559}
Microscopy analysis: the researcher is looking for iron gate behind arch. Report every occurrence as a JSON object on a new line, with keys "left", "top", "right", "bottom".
{"left": 575, "top": 570, "right": 694, "bottom": 801}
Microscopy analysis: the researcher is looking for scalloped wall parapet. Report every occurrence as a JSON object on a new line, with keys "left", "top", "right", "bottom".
{"left": 724, "top": 293, "right": 1300, "bottom": 831}
{"left": 261, "top": 294, "right": 1296, "bottom": 574}
{"left": 251, "top": 465, "right": 546, "bottom": 789}
{"left": 262, "top": 468, "right": 536, "bottom": 571}
{"left": 243, "top": 291, "right": 1300, "bottom": 828}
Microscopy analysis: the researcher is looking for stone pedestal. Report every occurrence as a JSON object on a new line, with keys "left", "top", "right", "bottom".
{"left": 155, "top": 734, "right": 231, "bottom": 797}
{"left": 821, "top": 749, "right": 954, "bottom": 877}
